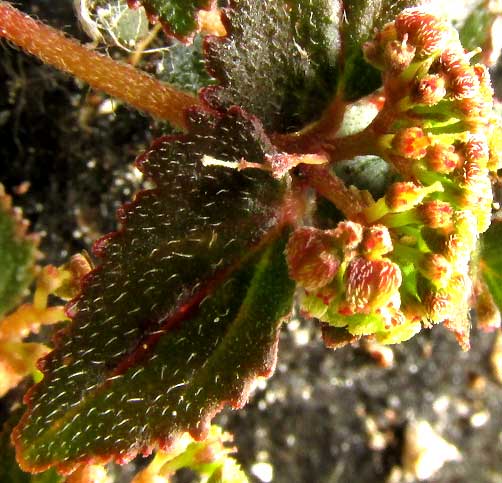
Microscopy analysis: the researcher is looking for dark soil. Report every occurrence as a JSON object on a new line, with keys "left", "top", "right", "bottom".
{"left": 1, "top": 3, "right": 502, "bottom": 483}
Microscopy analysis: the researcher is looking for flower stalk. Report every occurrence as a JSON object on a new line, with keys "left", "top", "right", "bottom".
{"left": 0, "top": 1, "right": 200, "bottom": 130}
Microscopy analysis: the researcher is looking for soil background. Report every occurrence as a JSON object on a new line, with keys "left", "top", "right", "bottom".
{"left": 2, "top": 2, "right": 502, "bottom": 482}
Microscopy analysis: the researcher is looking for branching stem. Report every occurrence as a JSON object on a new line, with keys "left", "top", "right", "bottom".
{"left": 299, "top": 165, "right": 369, "bottom": 220}
{"left": 0, "top": 2, "right": 201, "bottom": 130}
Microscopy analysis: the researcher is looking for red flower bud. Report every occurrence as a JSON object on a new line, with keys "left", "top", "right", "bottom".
{"left": 473, "top": 64, "right": 494, "bottom": 99}
{"left": 332, "top": 221, "right": 364, "bottom": 252}
{"left": 413, "top": 74, "right": 447, "bottom": 105}
{"left": 419, "top": 252, "right": 452, "bottom": 287}
{"left": 344, "top": 257, "right": 402, "bottom": 313}
{"left": 425, "top": 143, "right": 460, "bottom": 173}
{"left": 450, "top": 69, "right": 479, "bottom": 99}
{"left": 424, "top": 290, "right": 453, "bottom": 323}
{"left": 286, "top": 227, "right": 340, "bottom": 290}
{"left": 395, "top": 8, "right": 451, "bottom": 58}
{"left": 442, "top": 225, "right": 477, "bottom": 267}
{"left": 361, "top": 225, "right": 393, "bottom": 258}
{"left": 392, "top": 127, "right": 430, "bottom": 159}
{"left": 386, "top": 181, "right": 441, "bottom": 212}
{"left": 440, "top": 48, "right": 464, "bottom": 74}
{"left": 456, "top": 95, "right": 492, "bottom": 119}
{"left": 464, "top": 134, "right": 489, "bottom": 164}
{"left": 384, "top": 40, "right": 417, "bottom": 73}
{"left": 419, "top": 200, "right": 454, "bottom": 229}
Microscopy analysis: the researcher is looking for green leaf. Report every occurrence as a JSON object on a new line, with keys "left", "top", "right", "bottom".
{"left": 205, "top": 0, "right": 342, "bottom": 132}
{"left": 452, "top": 0, "right": 502, "bottom": 66}
{"left": 159, "top": 34, "right": 216, "bottom": 93}
{"left": 0, "top": 409, "right": 63, "bottom": 483}
{"left": 480, "top": 220, "right": 502, "bottom": 311}
{"left": 457, "top": 2, "right": 492, "bottom": 53}
{"left": 205, "top": 0, "right": 422, "bottom": 132}
{"left": 0, "top": 185, "right": 39, "bottom": 317}
{"left": 13, "top": 108, "right": 296, "bottom": 473}
{"left": 15, "top": 235, "right": 294, "bottom": 473}
{"left": 134, "top": 0, "right": 211, "bottom": 38}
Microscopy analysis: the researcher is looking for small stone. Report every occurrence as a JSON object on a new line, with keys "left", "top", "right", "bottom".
{"left": 251, "top": 462, "right": 274, "bottom": 483}
{"left": 402, "top": 420, "right": 461, "bottom": 481}
{"left": 470, "top": 410, "right": 490, "bottom": 428}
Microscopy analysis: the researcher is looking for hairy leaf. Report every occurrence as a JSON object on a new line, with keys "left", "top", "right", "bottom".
{"left": 0, "top": 410, "right": 63, "bottom": 483}
{"left": 205, "top": 0, "right": 423, "bottom": 132}
{"left": 0, "top": 185, "right": 39, "bottom": 317}
{"left": 480, "top": 220, "right": 502, "bottom": 311}
{"left": 133, "top": 0, "right": 211, "bottom": 38}
{"left": 205, "top": 0, "right": 342, "bottom": 132}
{"left": 14, "top": 108, "right": 296, "bottom": 473}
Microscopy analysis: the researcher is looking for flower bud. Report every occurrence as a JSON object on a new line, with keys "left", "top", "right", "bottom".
{"left": 392, "top": 127, "right": 430, "bottom": 159}
{"left": 456, "top": 94, "right": 492, "bottom": 119}
{"left": 464, "top": 134, "right": 489, "bottom": 164}
{"left": 344, "top": 257, "right": 402, "bottom": 313}
{"left": 425, "top": 143, "right": 460, "bottom": 173}
{"left": 413, "top": 74, "right": 446, "bottom": 105}
{"left": 456, "top": 166, "right": 492, "bottom": 232}
{"left": 361, "top": 225, "right": 393, "bottom": 258}
{"left": 442, "top": 220, "right": 477, "bottom": 267}
{"left": 452, "top": 210, "right": 479, "bottom": 248}
{"left": 440, "top": 47, "right": 464, "bottom": 74}
{"left": 473, "top": 64, "right": 493, "bottom": 99}
{"left": 442, "top": 273, "right": 472, "bottom": 350}
{"left": 286, "top": 228, "right": 340, "bottom": 290}
{"left": 419, "top": 252, "right": 452, "bottom": 287}
{"left": 395, "top": 9, "right": 451, "bottom": 58}
{"left": 385, "top": 181, "right": 442, "bottom": 212}
{"left": 384, "top": 40, "right": 417, "bottom": 73}
{"left": 363, "top": 23, "right": 399, "bottom": 69}
{"left": 424, "top": 290, "right": 453, "bottom": 323}
{"left": 332, "top": 221, "right": 364, "bottom": 252}
{"left": 450, "top": 69, "right": 479, "bottom": 99}
{"left": 419, "top": 200, "right": 454, "bottom": 230}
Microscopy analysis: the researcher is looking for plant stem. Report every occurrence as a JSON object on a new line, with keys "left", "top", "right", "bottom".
{"left": 299, "top": 165, "right": 368, "bottom": 220}
{"left": 0, "top": 2, "right": 201, "bottom": 130}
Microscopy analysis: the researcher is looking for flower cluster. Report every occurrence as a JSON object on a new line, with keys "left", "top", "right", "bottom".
{"left": 288, "top": 8, "right": 502, "bottom": 349}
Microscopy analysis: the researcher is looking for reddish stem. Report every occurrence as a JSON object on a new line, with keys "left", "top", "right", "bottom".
{"left": 272, "top": 94, "right": 385, "bottom": 164}
{"left": 300, "top": 165, "right": 368, "bottom": 220}
{"left": 0, "top": 2, "right": 201, "bottom": 130}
